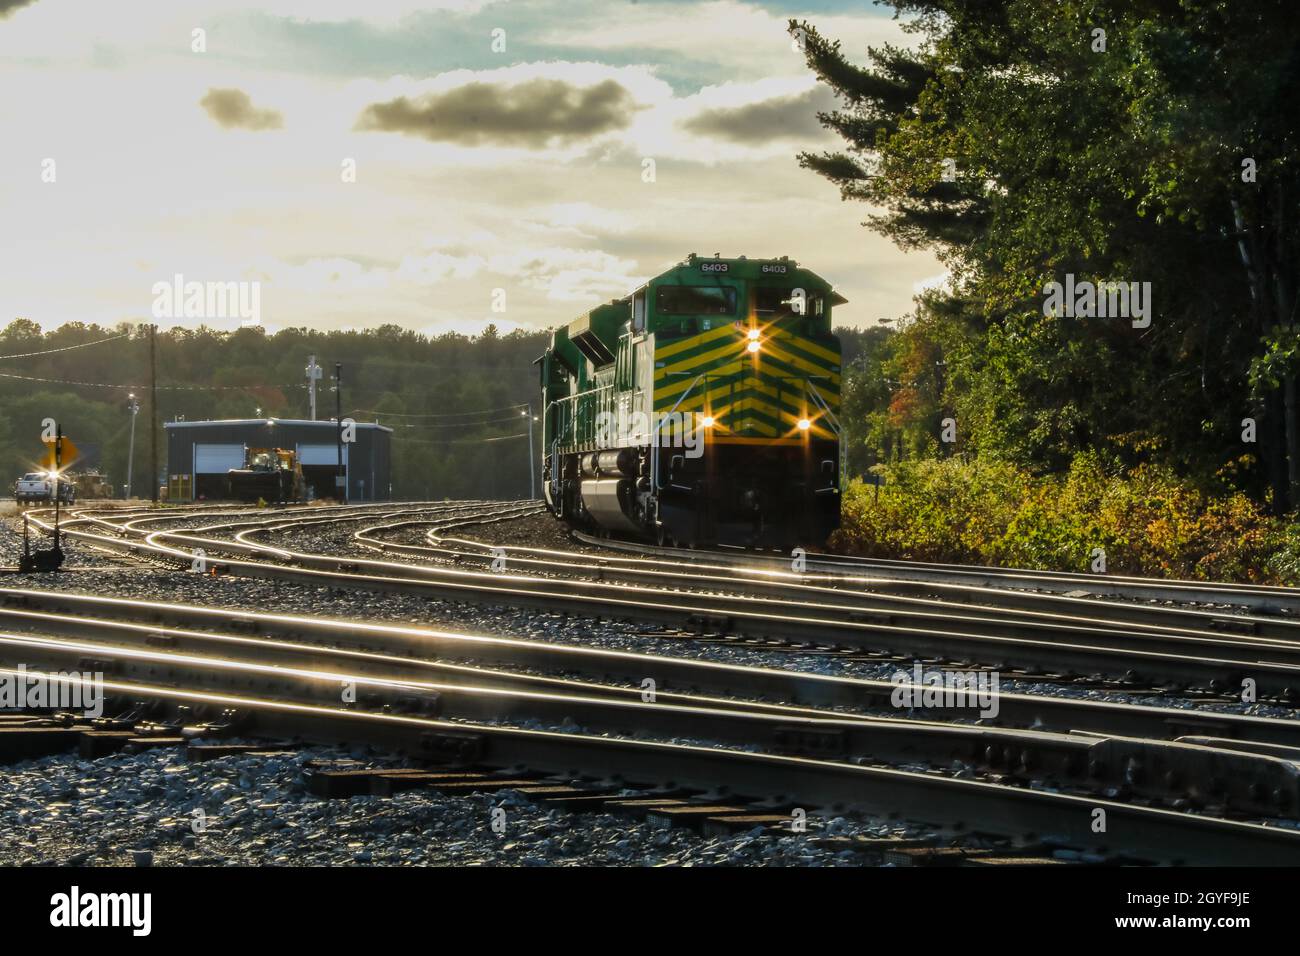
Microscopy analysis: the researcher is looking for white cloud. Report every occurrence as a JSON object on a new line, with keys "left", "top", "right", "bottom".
{"left": 521, "top": 203, "right": 636, "bottom": 239}
{"left": 0, "top": 0, "right": 491, "bottom": 60}
{"left": 250, "top": 0, "right": 492, "bottom": 24}
{"left": 484, "top": 249, "right": 644, "bottom": 302}
{"left": 544, "top": 2, "right": 916, "bottom": 79}
{"left": 0, "top": 3, "right": 941, "bottom": 335}
{"left": 913, "top": 271, "right": 951, "bottom": 295}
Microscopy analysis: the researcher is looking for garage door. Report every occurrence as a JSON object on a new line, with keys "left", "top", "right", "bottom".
{"left": 194, "top": 444, "right": 245, "bottom": 474}
{"left": 297, "top": 443, "right": 347, "bottom": 467}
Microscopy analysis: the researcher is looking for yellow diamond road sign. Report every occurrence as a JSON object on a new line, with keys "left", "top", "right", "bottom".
{"left": 39, "top": 436, "right": 79, "bottom": 472}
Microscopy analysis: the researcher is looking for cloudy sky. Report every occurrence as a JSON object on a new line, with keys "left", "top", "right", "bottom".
{"left": 0, "top": 0, "right": 942, "bottom": 337}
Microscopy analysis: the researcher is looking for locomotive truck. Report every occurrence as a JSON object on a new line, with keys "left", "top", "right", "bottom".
{"left": 537, "top": 253, "right": 845, "bottom": 549}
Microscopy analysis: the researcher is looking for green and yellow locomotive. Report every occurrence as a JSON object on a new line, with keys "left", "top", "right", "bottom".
{"left": 537, "top": 253, "right": 846, "bottom": 549}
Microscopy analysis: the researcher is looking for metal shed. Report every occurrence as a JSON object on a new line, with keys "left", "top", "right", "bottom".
{"left": 164, "top": 418, "right": 392, "bottom": 502}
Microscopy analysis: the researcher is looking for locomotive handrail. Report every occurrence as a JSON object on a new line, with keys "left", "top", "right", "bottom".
{"left": 651, "top": 373, "right": 705, "bottom": 491}
{"left": 547, "top": 384, "right": 615, "bottom": 452}
{"left": 805, "top": 379, "right": 846, "bottom": 489}
{"left": 806, "top": 380, "right": 840, "bottom": 434}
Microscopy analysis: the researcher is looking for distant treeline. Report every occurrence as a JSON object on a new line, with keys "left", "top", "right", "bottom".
{"left": 0, "top": 318, "right": 880, "bottom": 500}
{"left": 0, "top": 320, "right": 546, "bottom": 500}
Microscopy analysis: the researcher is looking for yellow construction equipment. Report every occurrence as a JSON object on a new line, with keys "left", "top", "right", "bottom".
{"left": 226, "top": 447, "right": 305, "bottom": 504}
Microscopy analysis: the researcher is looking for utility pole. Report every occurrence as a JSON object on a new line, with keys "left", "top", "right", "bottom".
{"left": 149, "top": 324, "right": 158, "bottom": 503}
{"left": 306, "top": 354, "right": 321, "bottom": 420}
{"left": 522, "top": 403, "right": 535, "bottom": 500}
{"left": 334, "top": 363, "right": 346, "bottom": 503}
{"left": 53, "top": 424, "right": 63, "bottom": 558}
{"left": 126, "top": 393, "right": 140, "bottom": 498}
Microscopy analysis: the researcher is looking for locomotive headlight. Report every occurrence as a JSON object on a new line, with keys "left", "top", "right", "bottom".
{"left": 746, "top": 339, "right": 761, "bottom": 353}
{"left": 746, "top": 328, "right": 760, "bottom": 341}
{"left": 701, "top": 415, "right": 715, "bottom": 428}
{"left": 796, "top": 418, "right": 812, "bottom": 431}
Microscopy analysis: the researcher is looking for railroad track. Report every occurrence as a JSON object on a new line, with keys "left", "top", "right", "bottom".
{"left": 1, "top": 584, "right": 1297, "bottom": 747}
{"left": 16, "top": 666, "right": 1300, "bottom": 864}
{"left": 406, "top": 517, "right": 1300, "bottom": 646}
{"left": 8, "top": 500, "right": 1300, "bottom": 863}
{"left": 570, "top": 529, "right": 1300, "bottom": 615}
{"left": 4, "top": 598, "right": 1300, "bottom": 863}
{"left": 53, "top": 502, "right": 1300, "bottom": 698}
{"left": 30, "top": 500, "right": 1300, "bottom": 705}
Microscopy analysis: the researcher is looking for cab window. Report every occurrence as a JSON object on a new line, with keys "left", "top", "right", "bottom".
{"left": 655, "top": 285, "right": 736, "bottom": 315}
{"left": 755, "top": 287, "right": 813, "bottom": 317}
{"left": 632, "top": 292, "right": 647, "bottom": 333}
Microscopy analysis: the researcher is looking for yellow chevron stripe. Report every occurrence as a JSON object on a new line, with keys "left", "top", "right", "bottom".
{"left": 678, "top": 391, "right": 784, "bottom": 421}
{"left": 761, "top": 340, "right": 842, "bottom": 385}
{"left": 656, "top": 387, "right": 839, "bottom": 419}
{"left": 654, "top": 324, "right": 838, "bottom": 368}
{"left": 691, "top": 396, "right": 838, "bottom": 440}
{"left": 735, "top": 322, "right": 841, "bottom": 366}
{"left": 654, "top": 369, "right": 722, "bottom": 401}
{"left": 658, "top": 339, "right": 751, "bottom": 379}
{"left": 656, "top": 367, "right": 840, "bottom": 406}
{"left": 655, "top": 341, "right": 840, "bottom": 388}
{"left": 654, "top": 325, "right": 734, "bottom": 360}
{"left": 773, "top": 331, "right": 840, "bottom": 365}
{"left": 725, "top": 409, "right": 779, "bottom": 436}
{"left": 654, "top": 373, "right": 706, "bottom": 404}
{"left": 679, "top": 397, "right": 780, "bottom": 437}
{"left": 653, "top": 361, "right": 751, "bottom": 402}
{"left": 674, "top": 379, "right": 809, "bottom": 414}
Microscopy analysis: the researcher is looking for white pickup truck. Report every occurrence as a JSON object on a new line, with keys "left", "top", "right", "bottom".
{"left": 14, "top": 472, "right": 75, "bottom": 505}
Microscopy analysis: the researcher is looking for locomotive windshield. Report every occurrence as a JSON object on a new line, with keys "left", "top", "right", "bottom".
{"left": 655, "top": 285, "right": 736, "bottom": 315}
{"left": 755, "top": 286, "right": 821, "bottom": 317}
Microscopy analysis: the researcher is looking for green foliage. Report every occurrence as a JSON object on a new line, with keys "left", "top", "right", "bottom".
{"left": 0, "top": 320, "right": 547, "bottom": 500}
{"left": 832, "top": 455, "right": 1291, "bottom": 583}
{"left": 794, "top": 1, "right": 1300, "bottom": 511}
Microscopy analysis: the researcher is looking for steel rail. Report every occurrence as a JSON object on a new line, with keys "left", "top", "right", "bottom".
{"left": 6, "top": 665, "right": 1300, "bottom": 865}
{"left": 571, "top": 529, "right": 1300, "bottom": 613}
{"left": 75, "top": 504, "right": 1300, "bottom": 647}
{"left": 41, "top": 500, "right": 1300, "bottom": 615}
{"left": 25, "top": 510, "right": 1300, "bottom": 696}
{"left": 137, "top": 522, "right": 1300, "bottom": 683}
{"left": 340, "top": 517, "right": 1300, "bottom": 647}
{"left": 8, "top": 627, "right": 1300, "bottom": 818}
{"left": 63, "top": 500, "right": 522, "bottom": 540}
{"left": 1, "top": 586, "right": 1298, "bottom": 751}
{"left": 117, "top": 509, "right": 1300, "bottom": 667}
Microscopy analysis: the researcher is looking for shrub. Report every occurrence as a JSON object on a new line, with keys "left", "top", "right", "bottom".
{"left": 829, "top": 455, "right": 1290, "bottom": 584}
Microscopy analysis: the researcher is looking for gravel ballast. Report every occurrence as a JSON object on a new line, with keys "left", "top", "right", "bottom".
{"left": 2, "top": 505, "right": 1296, "bottom": 866}
{"left": 0, "top": 745, "right": 920, "bottom": 867}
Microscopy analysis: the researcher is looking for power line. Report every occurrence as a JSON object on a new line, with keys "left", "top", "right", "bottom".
{"left": 456, "top": 432, "right": 528, "bottom": 444}
{"left": 348, "top": 403, "right": 527, "bottom": 419}
{"left": 0, "top": 332, "right": 131, "bottom": 360}
{"left": 0, "top": 370, "right": 304, "bottom": 391}
{"left": 383, "top": 414, "right": 530, "bottom": 430}
{"left": 393, "top": 432, "right": 528, "bottom": 445}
